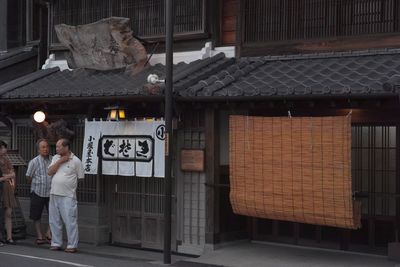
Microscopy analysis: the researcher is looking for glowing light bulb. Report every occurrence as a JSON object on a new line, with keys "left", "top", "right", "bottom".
{"left": 33, "top": 111, "right": 46, "bottom": 123}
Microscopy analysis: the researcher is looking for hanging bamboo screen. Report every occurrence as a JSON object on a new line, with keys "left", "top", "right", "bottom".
{"left": 229, "top": 115, "right": 361, "bottom": 229}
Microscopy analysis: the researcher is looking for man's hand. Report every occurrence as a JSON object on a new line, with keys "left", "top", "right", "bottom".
{"left": 48, "top": 155, "right": 70, "bottom": 176}
{"left": 59, "top": 155, "right": 70, "bottom": 164}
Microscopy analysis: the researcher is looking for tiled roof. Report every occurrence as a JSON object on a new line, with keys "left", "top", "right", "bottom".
{"left": 178, "top": 49, "right": 400, "bottom": 98}
{"left": 0, "top": 64, "right": 166, "bottom": 99}
{"left": 1, "top": 49, "right": 400, "bottom": 101}
{"left": 0, "top": 55, "right": 230, "bottom": 100}
{"left": 0, "top": 47, "right": 37, "bottom": 70}
{"left": 0, "top": 53, "right": 232, "bottom": 100}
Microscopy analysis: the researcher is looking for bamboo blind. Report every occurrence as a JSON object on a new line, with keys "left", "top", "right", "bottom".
{"left": 229, "top": 115, "right": 361, "bottom": 229}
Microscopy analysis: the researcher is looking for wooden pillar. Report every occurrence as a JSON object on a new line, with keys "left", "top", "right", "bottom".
{"left": 208, "top": 0, "right": 221, "bottom": 47}
{"left": 316, "top": 225, "right": 322, "bottom": 243}
{"left": 0, "top": 0, "right": 7, "bottom": 52}
{"left": 247, "top": 217, "right": 257, "bottom": 240}
{"left": 396, "top": 123, "right": 400, "bottom": 242}
{"left": 293, "top": 223, "right": 300, "bottom": 245}
{"left": 205, "top": 108, "right": 220, "bottom": 244}
{"left": 272, "top": 221, "right": 279, "bottom": 239}
{"left": 235, "top": 0, "right": 242, "bottom": 57}
{"left": 340, "top": 229, "right": 350, "bottom": 251}
{"left": 368, "top": 218, "right": 375, "bottom": 248}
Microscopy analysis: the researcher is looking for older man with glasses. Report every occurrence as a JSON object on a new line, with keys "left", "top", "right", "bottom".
{"left": 48, "top": 138, "right": 84, "bottom": 253}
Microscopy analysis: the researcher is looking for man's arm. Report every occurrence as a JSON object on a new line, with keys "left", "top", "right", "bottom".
{"left": 26, "top": 160, "right": 34, "bottom": 183}
{"left": 76, "top": 158, "right": 85, "bottom": 181}
{"left": 48, "top": 155, "right": 69, "bottom": 176}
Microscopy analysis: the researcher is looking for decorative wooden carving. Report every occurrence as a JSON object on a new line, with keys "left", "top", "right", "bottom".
{"left": 55, "top": 17, "right": 147, "bottom": 74}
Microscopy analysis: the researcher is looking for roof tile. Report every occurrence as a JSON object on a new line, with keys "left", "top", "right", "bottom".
{"left": 2, "top": 49, "right": 400, "bottom": 100}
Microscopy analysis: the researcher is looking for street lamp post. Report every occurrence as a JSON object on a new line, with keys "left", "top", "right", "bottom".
{"left": 163, "top": 0, "right": 173, "bottom": 264}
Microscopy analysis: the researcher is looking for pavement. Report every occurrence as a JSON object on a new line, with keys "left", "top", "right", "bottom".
{"left": 6, "top": 236, "right": 400, "bottom": 267}
{"left": 10, "top": 236, "right": 190, "bottom": 265}
{"left": 186, "top": 241, "right": 400, "bottom": 267}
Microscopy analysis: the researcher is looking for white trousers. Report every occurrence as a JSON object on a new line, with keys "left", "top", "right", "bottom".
{"left": 49, "top": 194, "right": 79, "bottom": 249}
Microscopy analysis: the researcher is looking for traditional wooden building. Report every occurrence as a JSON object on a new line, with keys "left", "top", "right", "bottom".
{"left": 0, "top": 0, "right": 49, "bottom": 85}
{"left": 0, "top": 0, "right": 399, "bottom": 257}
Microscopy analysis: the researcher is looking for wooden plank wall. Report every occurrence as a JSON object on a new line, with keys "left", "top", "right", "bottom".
{"left": 221, "top": 0, "right": 237, "bottom": 45}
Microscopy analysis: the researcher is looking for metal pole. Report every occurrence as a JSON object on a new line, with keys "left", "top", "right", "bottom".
{"left": 163, "top": 0, "right": 173, "bottom": 264}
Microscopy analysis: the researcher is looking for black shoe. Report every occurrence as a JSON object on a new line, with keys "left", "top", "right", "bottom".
{"left": 0, "top": 242, "right": 4, "bottom": 247}
{"left": 5, "top": 239, "right": 16, "bottom": 245}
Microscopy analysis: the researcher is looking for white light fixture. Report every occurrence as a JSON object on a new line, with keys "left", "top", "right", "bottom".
{"left": 147, "top": 74, "right": 165, "bottom": 84}
{"left": 33, "top": 111, "right": 46, "bottom": 123}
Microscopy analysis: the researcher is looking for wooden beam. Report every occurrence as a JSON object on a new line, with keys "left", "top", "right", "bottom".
{"left": 368, "top": 218, "right": 375, "bottom": 248}
{"left": 340, "top": 229, "right": 350, "bottom": 251}
{"left": 396, "top": 123, "right": 400, "bottom": 244}
{"left": 235, "top": 0, "right": 242, "bottom": 57}
{"left": 241, "top": 34, "right": 400, "bottom": 56}
{"left": 272, "top": 221, "right": 279, "bottom": 238}
{"left": 0, "top": 0, "right": 7, "bottom": 52}
{"left": 208, "top": 0, "right": 221, "bottom": 47}
{"left": 293, "top": 223, "right": 299, "bottom": 245}
{"left": 316, "top": 225, "right": 322, "bottom": 243}
{"left": 221, "top": 0, "right": 237, "bottom": 45}
{"left": 247, "top": 217, "right": 257, "bottom": 240}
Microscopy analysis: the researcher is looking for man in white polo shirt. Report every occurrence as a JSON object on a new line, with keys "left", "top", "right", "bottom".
{"left": 48, "top": 138, "right": 84, "bottom": 253}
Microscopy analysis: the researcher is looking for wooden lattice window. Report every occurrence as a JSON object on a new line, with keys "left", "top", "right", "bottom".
{"left": 50, "top": 0, "right": 206, "bottom": 44}
{"left": 241, "top": 0, "right": 400, "bottom": 44}
{"left": 352, "top": 126, "right": 397, "bottom": 217}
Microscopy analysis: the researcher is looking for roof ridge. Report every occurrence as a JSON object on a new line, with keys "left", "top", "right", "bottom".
{"left": 175, "top": 57, "right": 236, "bottom": 93}
{"left": 245, "top": 48, "right": 400, "bottom": 62}
{"left": 0, "top": 46, "right": 34, "bottom": 61}
{"left": 0, "top": 67, "right": 60, "bottom": 96}
{"left": 173, "top": 53, "right": 226, "bottom": 83}
{"left": 0, "top": 47, "right": 37, "bottom": 70}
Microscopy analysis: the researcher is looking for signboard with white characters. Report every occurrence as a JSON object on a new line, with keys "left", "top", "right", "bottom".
{"left": 82, "top": 120, "right": 165, "bottom": 177}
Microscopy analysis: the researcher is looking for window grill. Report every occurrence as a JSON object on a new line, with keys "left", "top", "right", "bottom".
{"left": 50, "top": 0, "right": 206, "bottom": 44}
{"left": 352, "top": 125, "right": 397, "bottom": 217}
{"left": 241, "top": 0, "right": 400, "bottom": 44}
